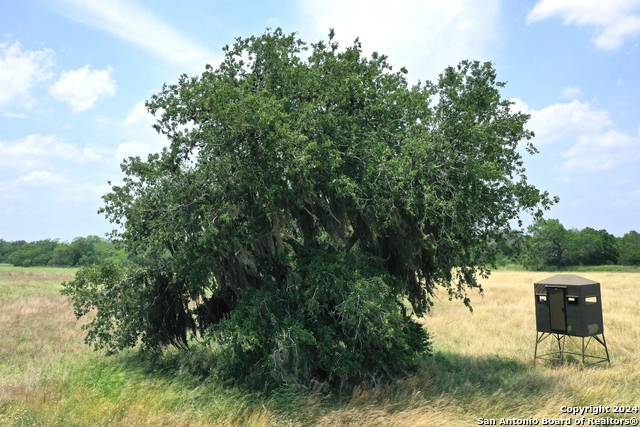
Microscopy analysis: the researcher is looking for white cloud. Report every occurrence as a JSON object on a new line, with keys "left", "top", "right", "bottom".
{"left": 81, "top": 147, "right": 102, "bottom": 162}
{"left": 0, "top": 103, "right": 167, "bottom": 176}
{"left": 511, "top": 98, "right": 611, "bottom": 144}
{"left": 55, "top": 180, "right": 111, "bottom": 204}
{"left": 562, "top": 86, "right": 582, "bottom": 100}
{"left": 3, "top": 111, "right": 29, "bottom": 119}
{"left": 0, "top": 135, "right": 111, "bottom": 213}
{"left": 0, "top": 134, "right": 101, "bottom": 171}
{"left": 0, "top": 134, "right": 76, "bottom": 166}
{"left": 512, "top": 98, "right": 640, "bottom": 171}
{"left": 0, "top": 41, "right": 54, "bottom": 106}
{"left": 49, "top": 65, "right": 116, "bottom": 113}
{"left": 16, "top": 170, "right": 68, "bottom": 186}
{"left": 1, "top": 168, "right": 109, "bottom": 207}
{"left": 527, "top": 0, "right": 640, "bottom": 50}
{"left": 296, "top": 0, "right": 500, "bottom": 81}
{"left": 115, "top": 140, "right": 153, "bottom": 160}
{"left": 53, "top": 0, "right": 216, "bottom": 72}
{"left": 563, "top": 130, "right": 638, "bottom": 170}
{"left": 123, "top": 100, "right": 155, "bottom": 126}
{"left": 115, "top": 101, "right": 167, "bottom": 161}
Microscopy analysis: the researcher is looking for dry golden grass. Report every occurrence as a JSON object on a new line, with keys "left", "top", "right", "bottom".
{"left": 416, "top": 271, "right": 640, "bottom": 422}
{"left": 304, "top": 270, "right": 640, "bottom": 426}
{"left": 1, "top": 269, "right": 639, "bottom": 426}
{"left": 0, "top": 270, "right": 72, "bottom": 298}
{"left": 0, "top": 271, "right": 79, "bottom": 374}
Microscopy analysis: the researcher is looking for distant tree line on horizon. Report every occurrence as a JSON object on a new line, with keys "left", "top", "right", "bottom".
{"left": 0, "top": 236, "right": 126, "bottom": 267}
{"left": 495, "top": 219, "right": 640, "bottom": 269}
{"left": 1, "top": 219, "right": 639, "bottom": 269}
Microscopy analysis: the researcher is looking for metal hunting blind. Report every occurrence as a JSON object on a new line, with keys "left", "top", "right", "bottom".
{"left": 534, "top": 274, "right": 610, "bottom": 365}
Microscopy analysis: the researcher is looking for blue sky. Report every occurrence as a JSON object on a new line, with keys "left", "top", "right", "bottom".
{"left": 1, "top": 0, "right": 639, "bottom": 242}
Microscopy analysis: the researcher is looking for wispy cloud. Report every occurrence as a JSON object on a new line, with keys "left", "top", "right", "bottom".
{"left": 527, "top": 0, "right": 640, "bottom": 50}
{"left": 562, "top": 85, "right": 582, "bottom": 100}
{"left": 0, "top": 134, "right": 101, "bottom": 171}
{"left": 49, "top": 65, "right": 116, "bottom": 112}
{"left": 511, "top": 98, "right": 611, "bottom": 145}
{"left": 1, "top": 168, "right": 110, "bottom": 207}
{"left": 3, "top": 111, "right": 29, "bottom": 119}
{"left": 0, "top": 41, "right": 54, "bottom": 107}
{"left": 15, "top": 169, "right": 68, "bottom": 186}
{"left": 563, "top": 129, "right": 638, "bottom": 170}
{"left": 512, "top": 98, "right": 640, "bottom": 171}
{"left": 53, "top": 0, "right": 216, "bottom": 71}
{"left": 297, "top": 0, "right": 500, "bottom": 81}
{"left": 115, "top": 101, "right": 168, "bottom": 162}
{"left": 0, "top": 134, "right": 111, "bottom": 224}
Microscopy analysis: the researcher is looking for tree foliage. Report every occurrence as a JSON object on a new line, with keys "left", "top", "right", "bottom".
{"left": 570, "top": 227, "right": 618, "bottom": 266}
{"left": 523, "top": 219, "right": 571, "bottom": 268}
{"left": 7, "top": 239, "right": 59, "bottom": 267}
{"left": 62, "top": 29, "right": 555, "bottom": 388}
{"left": 618, "top": 231, "right": 640, "bottom": 266}
{"left": 523, "top": 219, "right": 621, "bottom": 269}
{"left": 0, "top": 239, "right": 27, "bottom": 264}
{"left": 0, "top": 236, "right": 119, "bottom": 267}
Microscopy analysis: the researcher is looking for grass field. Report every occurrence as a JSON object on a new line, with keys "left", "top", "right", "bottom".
{"left": 1, "top": 267, "right": 638, "bottom": 426}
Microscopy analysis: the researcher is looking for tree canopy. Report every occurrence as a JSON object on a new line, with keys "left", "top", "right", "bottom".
{"left": 62, "top": 29, "right": 556, "bottom": 388}
{"left": 522, "top": 219, "right": 621, "bottom": 269}
{"left": 619, "top": 231, "right": 640, "bottom": 266}
{"left": 0, "top": 236, "right": 120, "bottom": 267}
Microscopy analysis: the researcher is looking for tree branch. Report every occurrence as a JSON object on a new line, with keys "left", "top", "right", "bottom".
{"left": 343, "top": 232, "right": 359, "bottom": 253}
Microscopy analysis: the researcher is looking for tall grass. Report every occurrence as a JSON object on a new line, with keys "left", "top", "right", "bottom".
{"left": 0, "top": 265, "right": 78, "bottom": 275}
{"left": 1, "top": 269, "right": 638, "bottom": 426}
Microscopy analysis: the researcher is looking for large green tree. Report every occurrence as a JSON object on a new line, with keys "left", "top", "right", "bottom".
{"left": 63, "top": 29, "right": 555, "bottom": 387}
{"left": 8, "top": 239, "right": 58, "bottom": 267}
{"left": 523, "top": 220, "right": 621, "bottom": 268}
{"left": 568, "top": 227, "right": 619, "bottom": 266}
{"left": 523, "top": 219, "right": 571, "bottom": 269}
{"left": 619, "top": 230, "right": 640, "bottom": 265}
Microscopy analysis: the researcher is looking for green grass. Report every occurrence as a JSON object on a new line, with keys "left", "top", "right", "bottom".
{"left": 0, "top": 264, "right": 78, "bottom": 274}
{"left": 495, "top": 263, "right": 640, "bottom": 272}
{"left": 556, "top": 264, "right": 640, "bottom": 272}
{"left": 1, "top": 269, "right": 639, "bottom": 426}
{"left": 0, "top": 270, "right": 74, "bottom": 298}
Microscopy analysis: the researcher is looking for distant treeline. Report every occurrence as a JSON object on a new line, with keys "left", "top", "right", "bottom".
{"left": 495, "top": 219, "right": 640, "bottom": 269}
{"left": 0, "top": 236, "right": 126, "bottom": 267}
{"left": 2, "top": 219, "right": 639, "bottom": 269}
